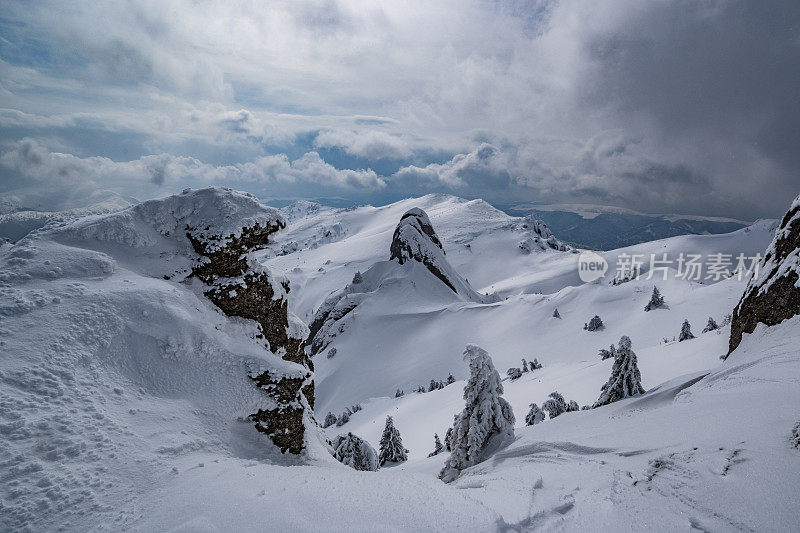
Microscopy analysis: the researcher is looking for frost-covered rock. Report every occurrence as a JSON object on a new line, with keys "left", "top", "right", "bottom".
{"left": 331, "top": 433, "right": 379, "bottom": 471}
{"left": 439, "top": 345, "right": 515, "bottom": 483}
{"left": 518, "top": 216, "right": 571, "bottom": 253}
{"left": 51, "top": 187, "right": 315, "bottom": 455}
{"left": 729, "top": 193, "right": 800, "bottom": 355}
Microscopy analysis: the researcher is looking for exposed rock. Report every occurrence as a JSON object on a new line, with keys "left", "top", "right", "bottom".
{"left": 519, "top": 216, "right": 571, "bottom": 253}
{"left": 729, "top": 194, "right": 800, "bottom": 356}
{"left": 390, "top": 208, "right": 456, "bottom": 292}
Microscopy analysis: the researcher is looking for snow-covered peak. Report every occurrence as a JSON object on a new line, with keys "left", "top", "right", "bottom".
{"left": 50, "top": 187, "right": 284, "bottom": 253}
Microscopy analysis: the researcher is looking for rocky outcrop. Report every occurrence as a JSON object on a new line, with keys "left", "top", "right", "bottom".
{"left": 518, "top": 216, "right": 571, "bottom": 254}
{"left": 183, "top": 190, "right": 315, "bottom": 454}
{"left": 305, "top": 207, "right": 494, "bottom": 357}
{"left": 390, "top": 208, "right": 456, "bottom": 292}
{"left": 728, "top": 194, "right": 800, "bottom": 356}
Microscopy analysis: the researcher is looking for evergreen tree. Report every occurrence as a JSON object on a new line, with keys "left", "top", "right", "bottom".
{"left": 351, "top": 404, "right": 362, "bottom": 413}
{"left": 327, "top": 347, "right": 337, "bottom": 359}
{"left": 584, "top": 315, "right": 604, "bottom": 331}
{"left": 322, "top": 412, "right": 337, "bottom": 428}
{"left": 428, "top": 434, "right": 444, "bottom": 457}
{"left": 444, "top": 426, "right": 453, "bottom": 452}
{"left": 446, "top": 374, "right": 456, "bottom": 385}
{"left": 416, "top": 385, "right": 426, "bottom": 393}
{"left": 644, "top": 286, "right": 665, "bottom": 311}
{"left": 507, "top": 367, "right": 522, "bottom": 380}
{"left": 395, "top": 388, "right": 404, "bottom": 398}
{"left": 332, "top": 433, "right": 379, "bottom": 471}
{"left": 567, "top": 400, "right": 580, "bottom": 412}
{"left": 702, "top": 317, "right": 719, "bottom": 333}
{"left": 599, "top": 344, "right": 616, "bottom": 360}
{"left": 553, "top": 308, "right": 561, "bottom": 319}
{"left": 525, "top": 403, "right": 545, "bottom": 426}
{"left": 439, "top": 345, "right": 515, "bottom": 483}
{"left": 678, "top": 319, "right": 695, "bottom": 341}
{"left": 378, "top": 416, "right": 408, "bottom": 465}
{"left": 593, "top": 336, "right": 645, "bottom": 408}
{"left": 352, "top": 271, "right": 363, "bottom": 284}
{"left": 336, "top": 411, "right": 350, "bottom": 426}
{"left": 531, "top": 358, "right": 542, "bottom": 370}
{"left": 542, "top": 391, "right": 568, "bottom": 419}
{"left": 429, "top": 379, "right": 439, "bottom": 392}
{"left": 521, "top": 359, "right": 529, "bottom": 372}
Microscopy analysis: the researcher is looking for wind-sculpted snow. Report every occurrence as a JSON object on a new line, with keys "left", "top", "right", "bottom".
{"left": 729, "top": 193, "right": 800, "bottom": 354}
{"left": 0, "top": 188, "right": 324, "bottom": 531}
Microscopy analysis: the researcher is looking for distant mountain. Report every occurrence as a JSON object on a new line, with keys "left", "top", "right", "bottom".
{"left": 503, "top": 203, "right": 751, "bottom": 250}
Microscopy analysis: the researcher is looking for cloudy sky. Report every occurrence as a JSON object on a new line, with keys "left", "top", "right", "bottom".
{"left": 1, "top": 0, "right": 798, "bottom": 218}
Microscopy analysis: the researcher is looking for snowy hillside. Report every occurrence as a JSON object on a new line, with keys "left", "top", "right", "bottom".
{"left": 1, "top": 189, "right": 797, "bottom": 532}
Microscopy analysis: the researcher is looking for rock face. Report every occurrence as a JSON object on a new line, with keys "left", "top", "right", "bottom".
{"left": 389, "top": 207, "right": 456, "bottom": 292}
{"left": 729, "top": 194, "right": 800, "bottom": 356}
{"left": 305, "top": 207, "right": 493, "bottom": 357}
{"left": 182, "top": 190, "right": 315, "bottom": 454}
{"left": 518, "top": 216, "right": 571, "bottom": 253}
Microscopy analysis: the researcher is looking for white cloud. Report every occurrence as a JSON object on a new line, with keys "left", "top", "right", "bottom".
{"left": 313, "top": 129, "right": 412, "bottom": 160}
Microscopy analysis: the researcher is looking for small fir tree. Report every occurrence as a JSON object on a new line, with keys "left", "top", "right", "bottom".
{"left": 439, "top": 345, "right": 515, "bottom": 483}
{"left": 428, "top": 433, "right": 444, "bottom": 457}
{"left": 702, "top": 317, "right": 719, "bottom": 333}
{"left": 336, "top": 411, "right": 350, "bottom": 426}
{"left": 567, "top": 400, "right": 580, "bottom": 412}
{"left": 332, "top": 433, "right": 379, "bottom": 471}
{"left": 446, "top": 374, "right": 456, "bottom": 385}
{"left": 599, "top": 344, "right": 617, "bottom": 360}
{"left": 542, "top": 391, "right": 568, "bottom": 419}
{"left": 395, "top": 388, "right": 404, "bottom": 398}
{"left": 352, "top": 271, "right": 363, "bottom": 284}
{"left": 584, "top": 315, "right": 604, "bottom": 331}
{"left": 323, "top": 412, "right": 337, "bottom": 428}
{"left": 507, "top": 367, "right": 522, "bottom": 380}
{"left": 644, "top": 286, "right": 665, "bottom": 312}
{"left": 553, "top": 308, "right": 561, "bottom": 319}
{"left": 378, "top": 416, "right": 408, "bottom": 465}
{"left": 525, "top": 403, "right": 545, "bottom": 426}
{"left": 522, "top": 358, "right": 529, "bottom": 372}
{"left": 678, "top": 319, "right": 695, "bottom": 341}
{"left": 531, "top": 358, "right": 542, "bottom": 370}
{"left": 593, "top": 336, "right": 645, "bottom": 408}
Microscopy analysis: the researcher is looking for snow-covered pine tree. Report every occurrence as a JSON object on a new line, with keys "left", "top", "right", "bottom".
{"left": 593, "top": 336, "right": 645, "bottom": 408}
{"left": 599, "top": 344, "right": 616, "bottom": 360}
{"left": 332, "top": 433, "right": 379, "bottom": 471}
{"left": 439, "top": 345, "right": 515, "bottom": 483}
{"left": 521, "top": 359, "right": 529, "bottom": 372}
{"left": 444, "top": 426, "right": 453, "bottom": 452}
{"left": 525, "top": 403, "right": 545, "bottom": 425}
{"left": 553, "top": 308, "right": 561, "bottom": 319}
{"left": 702, "top": 317, "right": 719, "bottom": 333}
{"left": 428, "top": 433, "right": 444, "bottom": 457}
{"left": 416, "top": 385, "right": 426, "bottom": 393}
{"left": 584, "top": 315, "right": 604, "bottom": 331}
{"left": 644, "top": 286, "right": 665, "bottom": 311}
{"left": 352, "top": 271, "right": 363, "bottom": 284}
{"left": 336, "top": 411, "right": 350, "bottom": 426}
{"left": 429, "top": 379, "right": 439, "bottom": 392}
{"left": 542, "top": 391, "right": 568, "bottom": 419}
{"left": 378, "top": 416, "right": 408, "bottom": 465}
{"left": 679, "top": 319, "right": 695, "bottom": 341}
{"left": 507, "top": 367, "right": 522, "bottom": 380}
{"left": 531, "top": 358, "right": 542, "bottom": 370}
{"left": 395, "top": 388, "right": 404, "bottom": 397}
{"left": 567, "top": 400, "right": 580, "bottom": 412}
{"left": 351, "top": 404, "right": 362, "bottom": 413}
{"left": 323, "top": 412, "right": 337, "bottom": 428}
{"left": 446, "top": 374, "right": 456, "bottom": 385}
{"left": 327, "top": 347, "right": 337, "bottom": 359}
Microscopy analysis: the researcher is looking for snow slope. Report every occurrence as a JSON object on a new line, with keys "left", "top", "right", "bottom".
{"left": 1, "top": 189, "right": 795, "bottom": 532}
{"left": 262, "top": 195, "right": 775, "bottom": 417}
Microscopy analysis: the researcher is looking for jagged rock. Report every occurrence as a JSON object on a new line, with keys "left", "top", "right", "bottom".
{"left": 729, "top": 194, "right": 800, "bottom": 356}
{"left": 304, "top": 207, "right": 492, "bottom": 357}
{"left": 172, "top": 188, "right": 314, "bottom": 453}
{"left": 390, "top": 208, "right": 456, "bottom": 292}
{"left": 519, "top": 216, "right": 570, "bottom": 253}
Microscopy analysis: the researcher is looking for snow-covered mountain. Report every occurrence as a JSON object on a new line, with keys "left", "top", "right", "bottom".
{"left": 2, "top": 189, "right": 798, "bottom": 532}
